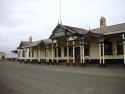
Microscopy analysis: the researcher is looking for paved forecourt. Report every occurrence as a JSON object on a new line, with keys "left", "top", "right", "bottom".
{"left": 0, "top": 61, "right": 125, "bottom": 94}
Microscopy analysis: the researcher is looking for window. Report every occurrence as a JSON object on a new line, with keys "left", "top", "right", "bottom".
{"left": 84, "top": 45, "right": 90, "bottom": 56}
{"left": 55, "top": 47, "right": 61, "bottom": 57}
{"left": 45, "top": 48, "right": 47, "bottom": 58}
{"left": 58, "top": 47, "right": 61, "bottom": 57}
{"left": 18, "top": 51, "right": 21, "bottom": 57}
{"left": 69, "top": 47, "right": 73, "bottom": 57}
{"left": 37, "top": 49, "right": 38, "bottom": 57}
{"left": 117, "top": 41, "right": 123, "bottom": 55}
{"left": 29, "top": 49, "right": 31, "bottom": 57}
{"left": 22, "top": 50, "right": 25, "bottom": 57}
{"left": 32, "top": 49, "right": 34, "bottom": 57}
{"left": 64, "top": 47, "right": 67, "bottom": 57}
{"left": 55, "top": 48, "right": 57, "bottom": 57}
{"left": 104, "top": 40, "right": 112, "bottom": 55}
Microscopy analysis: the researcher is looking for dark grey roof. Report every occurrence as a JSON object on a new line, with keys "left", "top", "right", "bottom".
{"left": 43, "top": 39, "right": 52, "bottom": 44}
{"left": 18, "top": 39, "right": 52, "bottom": 49}
{"left": 26, "top": 39, "right": 52, "bottom": 47}
{"left": 18, "top": 23, "right": 125, "bottom": 49}
{"left": 21, "top": 41, "right": 30, "bottom": 46}
{"left": 91, "top": 23, "right": 125, "bottom": 35}
{"left": 26, "top": 40, "right": 42, "bottom": 47}
{"left": 11, "top": 50, "right": 18, "bottom": 54}
{"left": 0, "top": 52, "right": 6, "bottom": 55}
{"left": 62, "top": 25, "right": 88, "bottom": 35}
{"left": 18, "top": 41, "right": 31, "bottom": 48}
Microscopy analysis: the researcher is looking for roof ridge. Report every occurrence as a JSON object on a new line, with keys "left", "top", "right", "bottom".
{"left": 21, "top": 41, "right": 29, "bottom": 42}
{"left": 63, "top": 25, "right": 88, "bottom": 30}
{"left": 92, "top": 23, "right": 125, "bottom": 31}
{"left": 32, "top": 40, "right": 42, "bottom": 42}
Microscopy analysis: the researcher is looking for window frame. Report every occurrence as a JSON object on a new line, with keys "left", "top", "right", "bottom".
{"left": 117, "top": 40, "right": 123, "bottom": 55}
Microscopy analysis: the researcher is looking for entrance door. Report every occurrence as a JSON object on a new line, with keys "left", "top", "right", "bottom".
{"left": 75, "top": 47, "right": 80, "bottom": 63}
{"left": 2, "top": 56, "right": 5, "bottom": 60}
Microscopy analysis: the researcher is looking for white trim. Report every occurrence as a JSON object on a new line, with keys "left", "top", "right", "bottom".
{"left": 56, "top": 43, "right": 58, "bottom": 63}
{"left": 67, "top": 42, "right": 69, "bottom": 63}
{"left": 99, "top": 43, "right": 102, "bottom": 64}
{"left": 102, "top": 43, "right": 105, "bottom": 64}
{"left": 80, "top": 45, "right": 82, "bottom": 63}
{"left": 82, "top": 45, "right": 85, "bottom": 63}
{"left": 72, "top": 41, "right": 75, "bottom": 63}
{"left": 52, "top": 44, "right": 54, "bottom": 63}
{"left": 122, "top": 34, "right": 125, "bottom": 64}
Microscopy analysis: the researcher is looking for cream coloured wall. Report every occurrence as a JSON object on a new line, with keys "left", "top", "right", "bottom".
{"left": 48, "top": 48, "right": 52, "bottom": 59}
{"left": 89, "top": 39, "right": 99, "bottom": 59}
{"left": 40, "top": 48, "right": 46, "bottom": 59}
{"left": 86, "top": 37, "right": 123, "bottom": 59}
{"left": 33, "top": 48, "right": 38, "bottom": 59}
{"left": 112, "top": 39, "right": 117, "bottom": 55}
{"left": 0, "top": 53, "right": 5, "bottom": 60}
{"left": 44, "top": 47, "right": 67, "bottom": 60}
{"left": 26, "top": 48, "right": 29, "bottom": 59}
{"left": 104, "top": 38, "right": 123, "bottom": 59}
{"left": 18, "top": 38, "right": 124, "bottom": 60}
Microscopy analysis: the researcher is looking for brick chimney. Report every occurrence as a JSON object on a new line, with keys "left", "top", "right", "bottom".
{"left": 100, "top": 16, "right": 106, "bottom": 28}
{"left": 29, "top": 36, "right": 32, "bottom": 42}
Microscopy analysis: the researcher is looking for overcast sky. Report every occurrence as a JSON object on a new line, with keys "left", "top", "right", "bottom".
{"left": 0, "top": 0, "right": 125, "bottom": 57}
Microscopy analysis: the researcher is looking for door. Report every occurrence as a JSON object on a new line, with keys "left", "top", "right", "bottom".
{"left": 75, "top": 47, "right": 80, "bottom": 63}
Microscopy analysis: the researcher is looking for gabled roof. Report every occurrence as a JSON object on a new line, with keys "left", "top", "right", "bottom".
{"left": 26, "top": 40, "right": 42, "bottom": 47}
{"left": 17, "top": 22, "right": 125, "bottom": 50}
{"left": 25, "top": 39, "right": 52, "bottom": 47}
{"left": 49, "top": 24, "right": 89, "bottom": 39}
{"left": 62, "top": 25, "right": 88, "bottom": 35}
{"left": 18, "top": 41, "right": 31, "bottom": 48}
{"left": 21, "top": 41, "right": 30, "bottom": 46}
{"left": 0, "top": 52, "right": 6, "bottom": 55}
{"left": 91, "top": 23, "right": 125, "bottom": 35}
{"left": 43, "top": 39, "right": 52, "bottom": 44}
{"left": 11, "top": 50, "right": 18, "bottom": 54}
{"left": 18, "top": 39, "right": 52, "bottom": 49}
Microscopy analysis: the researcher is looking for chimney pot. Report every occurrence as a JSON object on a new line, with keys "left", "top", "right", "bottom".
{"left": 100, "top": 16, "right": 106, "bottom": 28}
{"left": 29, "top": 36, "right": 32, "bottom": 42}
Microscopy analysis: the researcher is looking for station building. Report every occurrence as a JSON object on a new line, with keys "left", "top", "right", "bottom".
{"left": 16, "top": 17, "right": 125, "bottom": 67}
{"left": 0, "top": 52, "right": 6, "bottom": 61}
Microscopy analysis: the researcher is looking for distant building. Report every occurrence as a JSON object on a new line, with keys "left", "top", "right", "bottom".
{"left": 0, "top": 52, "right": 6, "bottom": 60}
{"left": 13, "top": 17, "right": 125, "bottom": 67}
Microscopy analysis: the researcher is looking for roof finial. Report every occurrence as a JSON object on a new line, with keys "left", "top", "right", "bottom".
{"left": 89, "top": 26, "right": 91, "bottom": 32}
{"left": 58, "top": 19, "right": 59, "bottom": 24}
{"left": 29, "top": 36, "right": 32, "bottom": 42}
{"left": 41, "top": 35, "right": 43, "bottom": 40}
{"left": 59, "top": 0, "right": 62, "bottom": 25}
